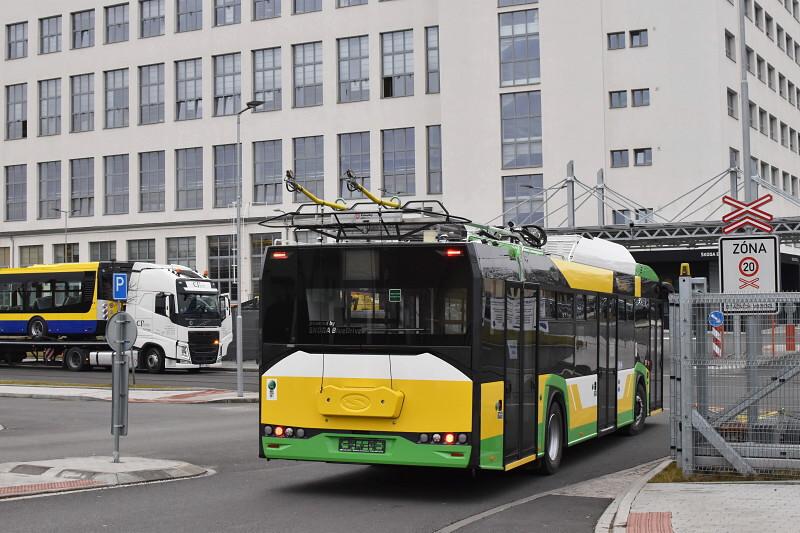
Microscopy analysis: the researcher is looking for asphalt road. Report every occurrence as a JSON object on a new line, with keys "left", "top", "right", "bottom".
{"left": 0, "top": 364, "right": 261, "bottom": 392}
{"left": 0, "top": 398, "right": 670, "bottom": 533}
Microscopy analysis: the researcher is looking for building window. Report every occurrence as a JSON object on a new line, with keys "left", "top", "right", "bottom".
{"left": 749, "top": 101, "right": 757, "bottom": 129}
{"left": 70, "top": 157, "right": 94, "bottom": 217}
{"left": 6, "top": 21, "right": 27, "bottom": 59}
{"left": 293, "top": 42, "right": 323, "bottom": 107}
{"left": 759, "top": 107, "right": 767, "bottom": 134}
{"left": 104, "top": 69, "right": 129, "bottom": 129}
{"left": 72, "top": 10, "right": 95, "bottom": 49}
{"left": 767, "top": 64, "right": 775, "bottom": 89}
{"left": 426, "top": 26, "right": 440, "bottom": 94}
{"left": 177, "top": 0, "right": 202, "bottom": 32}
{"left": 6, "top": 83, "right": 27, "bottom": 140}
{"left": 105, "top": 4, "right": 129, "bottom": 44}
{"left": 612, "top": 209, "right": 632, "bottom": 224}
{"left": 140, "top": 0, "right": 165, "bottom": 37}
{"left": 208, "top": 235, "right": 238, "bottom": 301}
{"left": 294, "top": 0, "right": 321, "bottom": 14}
{"left": 502, "top": 174, "right": 544, "bottom": 227}
{"left": 630, "top": 29, "right": 648, "bottom": 48}
{"left": 338, "top": 131, "right": 370, "bottom": 198}
{"left": 253, "top": 47, "right": 281, "bottom": 112}
{"left": 139, "top": 151, "right": 165, "bottom": 212}
{"left": 104, "top": 154, "right": 129, "bottom": 215}
{"left": 770, "top": 114, "right": 778, "bottom": 140}
{"left": 54, "top": 243, "right": 80, "bottom": 263}
{"left": 610, "top": 149, "right": 629, "bottom": 168}
{"left": 634, "top": 148, "right": 652, "bottom": 166}
{"left": 213, "top": 53, "right": 241, "bottom": 116}
{"left": 339, "top": 0, "right": 367, "bottom": 5}
{"left": 40, "top": 16, "right": 61, "bottom": 54}
{"left": 215, "top": 0, "right": 241, "bottom": 26}
{"left": 139, "top": 63, "right": 165, "bottom": 124}
{"left": 167, "top": 237, "right": 196, "bottom": 269}
{"left": 38, "top": 79, "right": 61, "bottom": 137}
{"left": 382, "top": 127, "right": 415, "bottom": 196}
{"left": 499, "top": 10, "right": 540, "bottom": 87}
{"left": 176, "top": 58, "right": 202, "bottom": 120}
{"left": 20, "top": 246, "right": 44, "bottom": 267}
{"left": 427, "top": 125, "right": 442, "bottom": 194}
{"left": 176, "top": 147, "right": 203, "bottom": 210}
{"left": 632, "top": 88, "right": 650, "bottom": 107}
{"left": 498, "top": 0, "right": 539, "bottom": 6}
{"left": 382, "top": 30, "right": 414, "bottom": 98}
{"left": 253, "top": 139, "right": 282, "bottom": 204}
{"left": 293, "top": 136, "right": 324, "bottom": 199}
{"left": 90, "top": 241, "right": 117, "bottom": 261}
{"left": 725, "top": 30, "right": 736, "bottom": 61}
{"left": 757, "top": 56, "right": 765, "bottom": 81}
{"left": 214, "top": 144, "right": 237, "bottom": 208}
{"left": 0, "top": 248, "right": 8, "bottom": 269}
{"left": 38, "top": 161, "right": 61, "bottom": 219}
{"left": 726, "top": 89, "right": 737, "bottom": 118}
{"left": 5, "top": 165, "right": 26, "bottom": 222}
{"left": 254, "top": 0, "right": 281, "bottom": 19}
{"left": 607, "top": 32, "right": 625, "bottom": 50}
{"left": 338, "top": 36, "right": 369, "bottom": 103}
{"left": 500, "top": 91, "right": 542, "bottom": 169}
{"left": 609, "top": 90, "right": 627, "bottom": 109}
{"left": 635, "top": 208, "right": 654, "bottom": 223}
{"left": 70, "top": 74, "right": 94, "bottom": 132}
{"left": 128, "top": 239, "right": 155, "bottom": 262}
{"left": 251, "top": 233, "right": 281, "bottom": 296}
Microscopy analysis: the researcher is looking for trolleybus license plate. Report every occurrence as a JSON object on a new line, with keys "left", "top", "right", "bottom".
{"left": 338, "top": 438, "right": 386, "bottom": 454}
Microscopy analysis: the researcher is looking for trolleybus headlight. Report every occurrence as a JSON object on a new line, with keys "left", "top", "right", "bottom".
{"left": 264, "top": 425, "right": 273, "bottom": 436}
{"left": 274, "top": 426, "right": 285, "bottom": 437}
{"left": 285, "top": 427, "right": 294, "bottom": 438}
{"left": 444, "top": 433, "right": 455, "bottom": 445}
{"left": 432, "top": 433, "right": 442, "bottom": 443}
{"left": 458, "top": 433, "right": 468, "bottom": 444}
{"left": 419, "top": 433, "right": 429, "bottom": 444}
{"left": 296, "top": 428, "right": 305, "bottom": 438}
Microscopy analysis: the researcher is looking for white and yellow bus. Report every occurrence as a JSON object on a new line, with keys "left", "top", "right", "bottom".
{"left": 257, "top": 218, "right": 667, "bottom": 473}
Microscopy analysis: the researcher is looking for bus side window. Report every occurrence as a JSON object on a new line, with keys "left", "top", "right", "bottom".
{"left": 155, "top": 293, "right": 167, "bottom": 316}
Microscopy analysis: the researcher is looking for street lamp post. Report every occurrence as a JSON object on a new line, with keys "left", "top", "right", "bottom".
{"left": 234, "top": 100, "right": 263, "bottom": 398}
{"left": 52, "top": 208, "right": 78, "bottom": 258}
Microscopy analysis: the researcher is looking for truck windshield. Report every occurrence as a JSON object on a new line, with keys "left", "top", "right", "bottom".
{"left": 177, "top": 293, "right": 220, "bottom": 317}
{"left": 262, "top": 246, "right": 471, "bottom": 346}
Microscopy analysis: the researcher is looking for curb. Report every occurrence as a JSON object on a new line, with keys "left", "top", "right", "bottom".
{"left": 0, "top": 457, "right": 208, "bottom": 500}
{"left": 217, "top": 364, "right": 260, "bottom": 372}
{"left": 595, "top": 458, "right": 672, "bottom": 533}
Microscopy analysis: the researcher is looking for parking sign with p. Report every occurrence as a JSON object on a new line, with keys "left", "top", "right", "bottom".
{"left": 112, "top": 273, "right": 128, "bottom": 301}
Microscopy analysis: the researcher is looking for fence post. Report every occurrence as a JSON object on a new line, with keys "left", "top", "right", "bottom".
{"left": 678, "top": 271, "right": 695, "bottom": 474}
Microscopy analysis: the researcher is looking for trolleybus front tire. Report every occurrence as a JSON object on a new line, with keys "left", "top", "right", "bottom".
{"left": 28, "top": 317, "right": 47, "bottom": 340}
{"left": 539, "top": 400, "right": 564, "bottom": 475}
{"left": 625, "top": 382, "right": 647, "bottom": 436}
{"left": 144, "top": 347, "right": 165, "bottom": 374}
{"left": 64, "top": 347, "right": 87, "bottom": 372}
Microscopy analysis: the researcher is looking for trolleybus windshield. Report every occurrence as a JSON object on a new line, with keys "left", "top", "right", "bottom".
{"left": 262, "top": 246, "right": 471, "bottom": 346}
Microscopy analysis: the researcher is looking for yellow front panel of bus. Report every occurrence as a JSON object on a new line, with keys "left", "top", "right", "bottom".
{"left": 261, "top": 376, "right": 472, "bottom": 432}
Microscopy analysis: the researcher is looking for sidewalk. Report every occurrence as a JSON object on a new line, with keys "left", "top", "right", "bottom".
{"left": 0, "top": 456, "right": 207, "bottom": 499}
{"left": 0, "top": 385, "right": 257, "bottom": 403}
{"left": 218, "top": 360, "right": 260, "bottom": 372}
{"left": 596, "top": 460, "right": 800, "bottom": 533}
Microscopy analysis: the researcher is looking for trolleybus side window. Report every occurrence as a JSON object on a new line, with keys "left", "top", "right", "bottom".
{"left": 575, "top": 293, "right": 598, "bottom": 376}
{"left": 540, "top": 291, "right": 576, "bottom": 378}
{"left": 618, "top": 298, "right": 636, "bottom": 369}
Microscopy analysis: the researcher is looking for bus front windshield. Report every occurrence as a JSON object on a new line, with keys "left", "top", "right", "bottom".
{"left": 176, "top": 292, "right": 220, "bottom": 318}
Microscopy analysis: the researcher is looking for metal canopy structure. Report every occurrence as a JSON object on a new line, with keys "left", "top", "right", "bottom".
{"left": 544, "top": 217, "right": 800, "bottom": 249}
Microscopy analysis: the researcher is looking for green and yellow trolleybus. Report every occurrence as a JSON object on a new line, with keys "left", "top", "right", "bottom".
{"left": 258, "top": 196, "right": 667, "bottom": 474}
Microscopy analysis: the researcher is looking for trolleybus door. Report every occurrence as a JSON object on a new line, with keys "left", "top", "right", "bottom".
{"left": 503, "top": 281, "right": 538, "bottom": 464}
{"left": 598, "top": 296, "right": 618, "bottom": 432}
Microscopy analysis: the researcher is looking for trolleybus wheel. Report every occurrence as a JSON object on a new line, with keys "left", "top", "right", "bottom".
{"left": 28, "top": 317, "right": 48, "bottom": 340}
{"left": 625, "top": 383, "right": 647, "bottom": 436}
{"left": 539, "top": 400, "right": 564, "bottom": 475}
{"left": 64, "top": 347, "right": 86, "bottom": 372}
{"left": 144, "top": 347, "right": 165, "bottom": 374}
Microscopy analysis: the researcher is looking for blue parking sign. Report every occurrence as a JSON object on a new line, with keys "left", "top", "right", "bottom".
{"left": 112, "top": 273, "right": 128, "bottom": 301}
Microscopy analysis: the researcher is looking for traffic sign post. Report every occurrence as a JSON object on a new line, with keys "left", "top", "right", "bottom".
{"left": 106, "top": 311, "right": 137, "bottom": 463}
{"left": 718, "top": 235, "right": 781, "bottom": 314}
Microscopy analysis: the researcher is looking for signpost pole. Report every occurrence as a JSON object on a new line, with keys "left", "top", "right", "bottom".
{"left": 108, "top": 273, "right": 134, "bottom": 464}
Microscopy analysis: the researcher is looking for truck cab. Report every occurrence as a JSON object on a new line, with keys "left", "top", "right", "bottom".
{"left": 126, "top": 263, "right": 226, "bottom": 372}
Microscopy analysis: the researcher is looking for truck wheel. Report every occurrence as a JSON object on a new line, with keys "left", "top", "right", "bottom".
{"left": 625, "top": 383, "right": 647, "bottom": 436}
{"left": 28, "top": 317, "right": 48, "bottom": 340}
{"left": 144, "top": 347, "right": 165, "bottom": 374}
{"left": 64, "top": 347, "right": 86, "bottom": 372}
{"left": 539, "top": 400, "right": 564, "bottom": 475}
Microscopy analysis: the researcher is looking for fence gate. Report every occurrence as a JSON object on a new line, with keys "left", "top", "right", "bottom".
{"left": 670, "top": 282, "right": 800, "bottom": 477}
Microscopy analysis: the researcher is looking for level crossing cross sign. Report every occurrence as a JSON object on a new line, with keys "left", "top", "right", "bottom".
{"left": 721, "top": 194, "right": 774, "bottom": 234}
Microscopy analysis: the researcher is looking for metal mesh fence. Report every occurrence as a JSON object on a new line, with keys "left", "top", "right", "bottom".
{"left": 671, "top": 292, "right": 800, "bottom": 478}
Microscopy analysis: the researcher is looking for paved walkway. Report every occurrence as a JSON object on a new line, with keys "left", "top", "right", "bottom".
{"left": 0, "top": 385, "right": 257, "bottom": 403}
{"left": 0, "top": 456, "right": 206, "bottom": 499}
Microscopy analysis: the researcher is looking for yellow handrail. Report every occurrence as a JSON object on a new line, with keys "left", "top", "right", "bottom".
{"left": 285, "top": 171, "right": 348, "bottom": 211}
{"left": 345, "top": 170, "right": 401, "bottom": 209}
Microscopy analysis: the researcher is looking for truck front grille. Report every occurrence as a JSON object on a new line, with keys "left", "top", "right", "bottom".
{"left": 188, "top": 331, "right": 220, "bottom": 365}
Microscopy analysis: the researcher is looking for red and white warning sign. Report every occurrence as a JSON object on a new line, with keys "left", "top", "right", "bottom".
{"left": 719, "top": 235, "right": 780, "bottom": 313}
